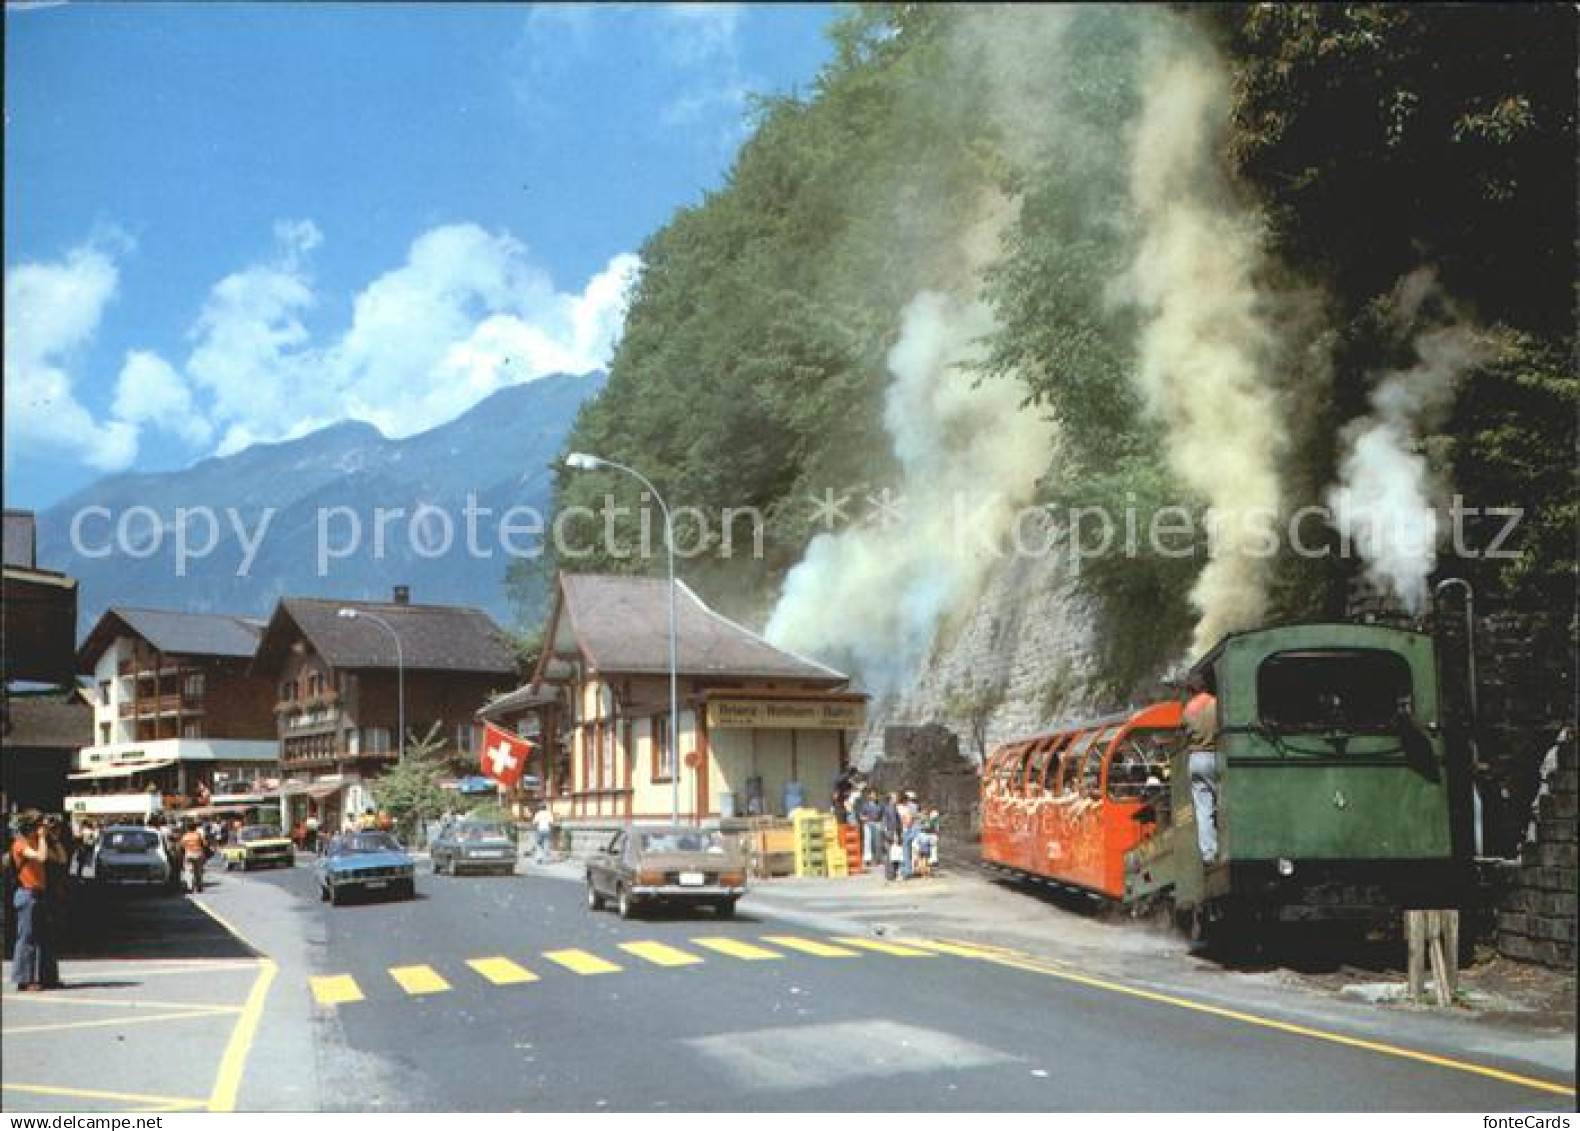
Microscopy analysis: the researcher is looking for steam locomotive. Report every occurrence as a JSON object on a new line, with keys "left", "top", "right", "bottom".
{"left": 979, "top": 622, "right": 1470, "bottom": 939}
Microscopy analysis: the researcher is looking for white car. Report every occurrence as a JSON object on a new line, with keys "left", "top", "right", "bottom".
{"left": 93, "top": 826, "right": 173, "bottom": 887}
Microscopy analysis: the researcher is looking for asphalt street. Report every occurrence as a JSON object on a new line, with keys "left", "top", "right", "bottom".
{"left": 178, "top": 859, "right": 1577, "bottom": 1112}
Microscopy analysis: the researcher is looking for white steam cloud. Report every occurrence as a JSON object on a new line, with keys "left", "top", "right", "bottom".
{"left": 1327, "top": 271, "right": 1487, "bottom": 610}
{"left": 1124, "top": 48, "right": 1287, "bottom": 655}
{"left": 765, "top": 290, "right": 1054, "bottom": 694}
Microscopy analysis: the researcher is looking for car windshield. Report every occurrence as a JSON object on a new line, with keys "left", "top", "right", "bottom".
{"left": 103, "top": 830, "right": 159, "bottom": 853}
{"left": 638, "top": 830, "right": 725, "bottom": 854}
{"left": 238, "top": 826, "right": 281, "bottom": 843}
{"left": 333, "top": 832, "right": 402, "bottom": 855}
{"left": 456, "top": 823, "right": 506, "bottom": 842}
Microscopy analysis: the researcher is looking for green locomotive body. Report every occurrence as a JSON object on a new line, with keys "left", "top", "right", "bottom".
{"left": 1125, "top": 623, "right": 1467, "bottom": 933}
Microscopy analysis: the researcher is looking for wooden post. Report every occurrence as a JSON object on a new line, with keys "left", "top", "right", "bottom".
{"left": 1405, "top": 909, "right": 1459, "bottom": 1005}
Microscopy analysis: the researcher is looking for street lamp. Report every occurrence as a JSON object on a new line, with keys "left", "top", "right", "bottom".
{"left": 338, "top": 608, "right": 404, "bottom": 763}
{"left": 565, "top": 451, "right": 681, "bottom": 825}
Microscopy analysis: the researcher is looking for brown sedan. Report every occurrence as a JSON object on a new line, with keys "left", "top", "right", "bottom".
{"left": 585, "top": 826, "right": 747, "bottom": 919}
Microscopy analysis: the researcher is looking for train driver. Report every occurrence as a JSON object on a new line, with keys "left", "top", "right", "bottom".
{"left": 1184, "top": 670, "right": 1221, "bottom": 864}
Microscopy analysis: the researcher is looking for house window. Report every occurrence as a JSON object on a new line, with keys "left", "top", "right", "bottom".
{"left": 365, "top": 727, "right": 391, "bottom": 755}
{"left": 183, "top": 721, "right": 202, "bottom": 739}
{"left": 600, "top": 723, "right": 616, "bottom": 791}
{"left": 98, "top": 680, "right": 111, "bottom": 705}
{"left": 456, "top": 723, "right": 477, "bottom": 755}
{"left": 99, "top": 723, "right": 111, "bottom": 744}
{"left": 653, "top": 714, "right": 674, "bottom": 782}
{"left": 280, "top": 680, "right": 296, "bottom": 702}
{"left": 183, "top": 672, "right": 205, "bottom": 699}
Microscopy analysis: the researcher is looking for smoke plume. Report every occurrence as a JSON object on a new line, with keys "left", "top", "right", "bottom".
{"left": 765, "top": 290, "right": 1055, "bottom": 694}
{"left": 1123, "top": 48, "right": 1288, "bottom": 655}
{"left": 1327, "top": 270, "right": 1487, "bottom": 610}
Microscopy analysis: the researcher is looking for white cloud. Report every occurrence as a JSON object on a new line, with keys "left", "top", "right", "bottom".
{"left": 5, "top": 218, "right": 638, "bottom": 476}
{"left": 112, "top": 350, "right": 213, "bottom": 447}
{"left": 185, "top": 221, "right": 639, "bottom": 448}
{"left": 3, "top": 239, "right": 139, "bottom": 471}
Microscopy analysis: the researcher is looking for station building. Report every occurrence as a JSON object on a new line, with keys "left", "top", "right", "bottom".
{"left": 507, "top": 572, "right": 865, "bottom": 846}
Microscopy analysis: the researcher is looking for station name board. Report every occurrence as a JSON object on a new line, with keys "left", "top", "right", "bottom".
{"left": 706, "top": 698, "right": 866, "bottom": 731}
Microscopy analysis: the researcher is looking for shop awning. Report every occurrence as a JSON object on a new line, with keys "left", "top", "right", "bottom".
{"left": 281, "top": 781, "right": 343, "bottom": 800}
{"left": 67, "top": 758, "right": 178, "bottom": 781}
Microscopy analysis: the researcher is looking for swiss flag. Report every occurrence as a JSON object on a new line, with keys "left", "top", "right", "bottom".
{"left": 479, "top": 722, "right": 533, "bottom": 789}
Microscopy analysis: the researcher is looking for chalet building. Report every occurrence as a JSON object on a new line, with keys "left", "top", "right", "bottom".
{"left": 510, "top": 572, "right": 865, "bottom": 844}
{"left": 69, "top": 607, "right": 277, "bottom": 822}
{"left": 251, "top": 591, "right": 516, "bottom": 828}
{"left": 2, "top": 510, "right": 83, "bottom": 814}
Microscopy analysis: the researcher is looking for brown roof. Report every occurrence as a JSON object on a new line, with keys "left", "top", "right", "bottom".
{"left": 540, "top": 573, "right": 846, "bottom": 685}
{"left": 3, "top": 695, "right": 92, "bottom": 749}
{"left": 252, "top": 597, "right": 517, "bottom": 677}
{"left": 77, "top": 607, "right": 265, "bottom": 670}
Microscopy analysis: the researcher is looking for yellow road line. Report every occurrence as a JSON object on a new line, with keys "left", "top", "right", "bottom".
{"left": 761, "top": 935, "right": 860, "bottom": 957}
{"left": 690, "top": 937, "right": 784, "bottom": 961}
{"left": 5, "top": 1007, "right": 239, "bottom": 1036}
{"left": 0, "top": 994, "right": 244, "bottom": 1011}
{"left": 310, "top": 974, "right": 364, "bottom": 1007}
{"left": 905, "top": 938, "right": 1013, "bottom": 959}
{"left": 389, "top": 964, "right": 451, "bottom": 995}
{"left": 543, "top": 948, "right": 622, "bottom": 975}
{"left": 468, "top": 957, "right": 539, "bottom": 985}
{"left": 207, "top": 957, "right": 277, "bottom": 1112}
{"left": 979, "top": 951, "right": 1575, "bottom": 1099}
{"left": 830, "top": 936, "right": 936, "bottom": 957}
{"left": 1, "top": 1083, "right": 207, "bottom": 1109}
{"left": 618, "top": 940, "right": 705, "bottom": 967}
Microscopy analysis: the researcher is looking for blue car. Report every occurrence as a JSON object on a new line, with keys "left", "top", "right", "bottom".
{"left": 317, "top": 831, "right": 416, "bottom": 905}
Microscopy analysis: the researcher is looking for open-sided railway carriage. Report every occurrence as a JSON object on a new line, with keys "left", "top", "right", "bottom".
{"left": 980, "top": 623, "right": 1469, "bottom": 939}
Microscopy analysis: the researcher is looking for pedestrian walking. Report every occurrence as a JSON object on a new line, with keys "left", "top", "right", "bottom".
{"left": 899, "top": 791, "right": 921, "bottom": 880}
{"left": 859, "top": 789, "right": 883, "bottom": 868}
{"left": 10, "top": 811, "right": 65, "bottom": 991}
{"left": 880, "top": 792, "right": 903, "bottom": 881}
{"left": 532, "top": 805, "right": 555, "bottom": 863}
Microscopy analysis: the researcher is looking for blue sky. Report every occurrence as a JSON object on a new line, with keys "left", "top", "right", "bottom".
{"left": 4, "top": 2, "right": 835, "bottom": 509}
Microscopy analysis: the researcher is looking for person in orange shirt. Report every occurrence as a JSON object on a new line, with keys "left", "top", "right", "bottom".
{"left": 10, "top": 811, "right": 65, "bottom": 991}
{"left": 178, "top": 819, "right": 209, "bottom": 894}
{"left": 1184, "top": 671, "right": 1222, "bottom": 864}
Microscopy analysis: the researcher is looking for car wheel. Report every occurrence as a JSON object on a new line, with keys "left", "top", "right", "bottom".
{"left": 399, "top": 879, "right": 416, "bottom": 900}
{"left": 586, "top": 882, "right": 605, "bottom": 911}
{"left": 716, "top": 899, "right": 737, "bottom": 919}
{"left": 328, "top": 884, "right": 342, "bottom": 906}
{"left": 617, "top": 884, "right": 635, "bottom": 920}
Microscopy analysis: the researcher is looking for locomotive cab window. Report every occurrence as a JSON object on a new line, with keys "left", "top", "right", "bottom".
{"left": 1257, "top": 649, "right": 1414, "bottom": 733}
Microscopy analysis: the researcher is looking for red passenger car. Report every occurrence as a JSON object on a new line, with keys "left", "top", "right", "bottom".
{"left": 979, "top": 701, "right": 1183, "bottom": 898}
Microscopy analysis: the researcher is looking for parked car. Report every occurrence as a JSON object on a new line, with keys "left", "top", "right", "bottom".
{"left": 220, "top": 825, "right": 296, "bottom": 871}
{"left": 93, "top": 826, "right": 173, "bottom": 887}
{"left": 317, "top": 831, "right": 416, "bottom": 905}
{"left": 431, "top": 819, "right": 517, "bottom": 876}
{"left": 585, "top": 826, "right": 746, "bottom": 919}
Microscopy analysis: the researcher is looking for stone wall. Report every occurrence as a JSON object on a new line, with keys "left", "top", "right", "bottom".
{"left": 852, "top": 513, "right": 1105, "bottom": 770}
{"left": 1494, "top": 730, "right": 1577, "bottom": 968}
{"left": 865, "top": 724, "right": 981, "bottom": 847}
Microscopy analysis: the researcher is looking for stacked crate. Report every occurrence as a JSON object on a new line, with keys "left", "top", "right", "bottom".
{"left": 792, "top": 808, "right": 828, "bottom": 877}
{"left": 839, "top": 822, "right": 863, "bottom": 873}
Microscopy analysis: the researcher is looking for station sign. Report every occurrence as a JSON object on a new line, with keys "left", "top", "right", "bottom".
{"left": 706, "top": 697, "right": 865, "bottom": 730}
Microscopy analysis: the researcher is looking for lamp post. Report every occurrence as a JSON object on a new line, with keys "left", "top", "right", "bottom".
{"left": 565, "top": 452, "right": 680, "bottom": 826}
{"left": 338, "top": 608, "right": 404, "bottom": 764}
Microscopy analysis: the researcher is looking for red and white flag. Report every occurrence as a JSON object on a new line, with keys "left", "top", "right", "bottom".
{"left": 479, "top": 722, "right": 533, "bottom": 789}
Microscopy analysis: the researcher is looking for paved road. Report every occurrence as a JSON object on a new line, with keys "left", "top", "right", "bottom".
{"left": 189, "top": 860, "right": 1573, "bottom": 1112}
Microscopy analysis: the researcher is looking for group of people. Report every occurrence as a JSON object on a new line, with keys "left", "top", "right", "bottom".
{"left": 833, "top": 774, "right": 942, "bottom": 881}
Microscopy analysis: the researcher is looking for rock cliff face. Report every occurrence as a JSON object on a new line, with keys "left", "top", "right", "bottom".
{"left": 853, "top": 517, "right": 1106, "bottom": 771}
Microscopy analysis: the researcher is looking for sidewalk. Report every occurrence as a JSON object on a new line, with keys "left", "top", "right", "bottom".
{"left": 1, "top": 873, "right": 275, "bottom": 1113}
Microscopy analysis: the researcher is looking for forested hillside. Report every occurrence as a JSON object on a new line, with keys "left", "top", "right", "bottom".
{"left": 521, "top": 4, "right": 1575, "bottom": 698}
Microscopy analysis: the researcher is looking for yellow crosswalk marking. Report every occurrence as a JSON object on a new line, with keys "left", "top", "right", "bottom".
{"left": 310, "top": 975, "right": 364, "bottom": 1006}
{"left": 690, "top": 937, "right": 783, "bottom": 960}
{"left": 390, "top": 964, "right": 451, "bottom": 995}
{"left": 760, "top": 935, "right": 859, "bottom": 958}
{"left": 830, "top": 936, "right": 936, "bottom": 957}
{"left": 619, "top": 940, "right": 704, "bottom": 967}
{"left": 543, "top": 948, "right": 622, "bottom": 975}
{"left": 906, "top": 939, "right": 1008, "bottom": 959}
{"left": 467, "top": 957, "right": 539, "bottom": 985}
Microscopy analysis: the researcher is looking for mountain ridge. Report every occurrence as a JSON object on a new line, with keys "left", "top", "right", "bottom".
{"left": 37, "top": 371, "right": 604, "bottom": 636}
